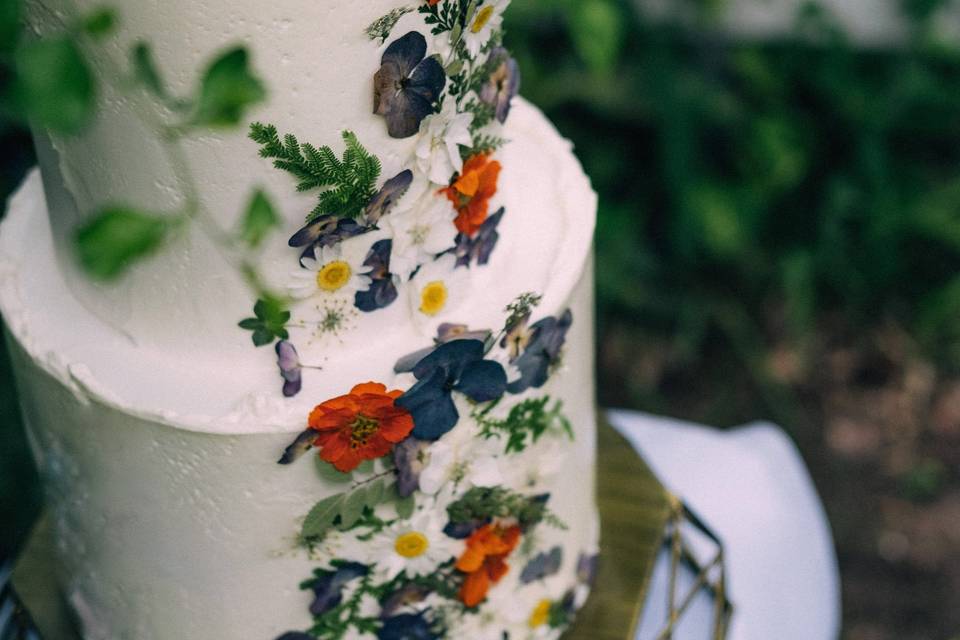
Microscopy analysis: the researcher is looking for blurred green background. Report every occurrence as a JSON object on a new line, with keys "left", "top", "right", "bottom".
{"left": 3, "top": 0, "right": 960, "bottom": 638}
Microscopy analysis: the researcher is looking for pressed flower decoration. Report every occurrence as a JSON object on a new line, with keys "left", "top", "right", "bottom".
{"left": 241, "top": 5, "right": 597, "bottom": 639}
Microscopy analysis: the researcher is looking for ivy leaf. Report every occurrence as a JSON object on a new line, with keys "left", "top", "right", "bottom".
{"left": 83, "top": 8, "right": 118, "bottom": 38}
{"left": 238, "top": 297, "right": 290, "bottom": 347}
{"left": 239, "top": 189, "right": 280, "bottom": 249}
{"left": 191, "top": 47, "right": 266, "bottom": 128}
{"left": 75, "top": 207, "right": 174, "bottom": 280}
{"left": 13, "top": 37, "right": 96, "bottom": 134}
{"left": 302, "top": 493, "right": 345, "bottom": 540}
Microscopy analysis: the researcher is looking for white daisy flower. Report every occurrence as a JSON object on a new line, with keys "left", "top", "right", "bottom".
{"left": 419, "top": 418, "right": 503, "bottom": 495}
{"left": 462, "top": 0, "right": 509, "bottom": 59}
{"left": 287, "top": 240, "right": 371, "bottom": 299}
{"left": 407, "top": 253, "right": 470, "bottom": 322}
{"left": 415, "top": 103, "right": 474, "bottom": 185}
{"left": 502, "top": 440, "right": 567, "bottom": 493}
{"left": 387, "top": 190, "right": 459, "bottom": 280}
{"left": 362, "top": 510, "right": 460, "bottom": 580}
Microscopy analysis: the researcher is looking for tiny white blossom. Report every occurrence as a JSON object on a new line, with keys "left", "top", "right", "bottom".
{"left": 415, "top": 104, "right": 474, "bottom": 185}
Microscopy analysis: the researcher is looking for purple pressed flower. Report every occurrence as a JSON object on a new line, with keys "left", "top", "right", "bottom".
{"left": 454, "top": 207, "right": 505, "bottom": 268}
{"left": 374, "top": 32, "right": 446, "bottom": 138}
{"left": 520, "top": 546, "right": 563, "bottom": 584}
{"left": 355, "top": 239, "right": 399, "bottom": 312}
{"left": 275, "top": 633, "right": 314, "bottom": 640}
{"left": 378, "top": 612, "right": 439, "bottom": 640}
{"left": 308, "top": 562, "right": 369, "bottom": 616}
{"left": 365, "top": 169, "right": 414, "bottom": 225}
{"left": 395, "top": 340, "right": 507, "bottom": 440}
{"left": 379, "top": 583, "right": 430, "bottom": 619}
{"left": 507, "top": 309, "right": 573, "bottom": 394}
{"left": 393, "top": 437, "right": 429, "bottom": 498}
{"left": 275, "top": 340, "right": 303, "bottom": 397}
{"left": 479, "top": 48, "right": 520, "bottom": 124}
{"left": 278, "top": 428, "right": 315, "bottom": 465}
{"left": 394, "top": 323, "right": 493, "bottom": 373}
{"left": 576, "top": 552, "right": 600, "bottom": 585}
{"left": 289, "top": 215, "right": 369, "bottom": 265}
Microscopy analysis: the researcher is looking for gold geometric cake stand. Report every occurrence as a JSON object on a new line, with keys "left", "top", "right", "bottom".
{"left": 10, "top": 420, "right": 731, "bottom": 640}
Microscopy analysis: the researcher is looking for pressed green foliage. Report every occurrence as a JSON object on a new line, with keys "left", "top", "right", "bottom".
{"left": 13, "top": 37, "right": 95, "bottom": 134}
{"left": 301, "top": 477, "right": 391, "bottom": 541}
{"left": 250, "top": 124, "right": 382, "bottom": 220}
{"left": 395, "top": 494, "right": 415, "bottom": 519}
{"left": 239, "top": 188, "right": 280, "bottom": 249}
{"left": 191, "top": 47, "right": 265, "bottom": 128}
{"left": 476, "top": 396, "right": 573, "bottom": 454}
{"left": 74, "top": 207, "right": 174, "bottom": 280}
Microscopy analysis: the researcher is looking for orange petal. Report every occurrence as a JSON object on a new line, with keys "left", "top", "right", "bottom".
{"left": 459, "top": 569, "right": 490, "bottom": 607}
{"left": 456, "top": 546, "right": 487, "bottom": 573}
{"left": 351, "top": 381, "right": 388, "bottom": 396}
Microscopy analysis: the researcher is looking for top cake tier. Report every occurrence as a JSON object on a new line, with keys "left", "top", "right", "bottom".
{"left": 22, "top": 0, "right": 595, "bottom": 427}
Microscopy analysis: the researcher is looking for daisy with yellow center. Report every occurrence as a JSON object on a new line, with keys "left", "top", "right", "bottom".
{"left": 408, "top": 254, "right": 469, "bottom": 323}
{"left": 461, "top": 0, "right": 508, "bottom": 58}
{"left": 364, "top": 510, "right": 459, "bottom": 580}
{"left": 288, "top": 242, "right": 371, "bottom": 300}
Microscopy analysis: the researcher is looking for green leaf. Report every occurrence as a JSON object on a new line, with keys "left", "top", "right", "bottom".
{"left": 239, "top": 189, "right": 280, "bottom": 249}
{"left": 13, "top": 37, "right": 96, "bottom": 134}
{"left": 395, "top": 494, "right": 415, "bottom": 519}
{"left": 302, "top": 493, "right": 345, "bottom": 540}
{"left": 0, "top": 0, "right": 21, "bottom": 53}
{"left": 339, "top": 487, "right": 367, "bottom": 530}
{"left": 131, "top": 42, "right": 172, "bottom": 103}
{"left": 83, "top": 7, "right": 118, "bottom": 38}
{"left": 365, "top": 478, "right": 386, "bottom": 506}
{"left": 191, "top": 46, "right": 265, "bottom": 128}
{"left": 251, "top": 328, "right": 273, "bottom": 347}
{"left": 74, "top": 207, "right": 173, "bottom": 280}
{"left": 316, "top": 457, "right": 353, "bottom": 484}
{"left": 237, "top": 318, "right": 260, "bottom": 330}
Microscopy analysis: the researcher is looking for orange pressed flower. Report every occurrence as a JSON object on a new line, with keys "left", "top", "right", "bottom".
{"left": 455, "top": 523, "right": 522, "bottom": 607}
{"left": 426, "top": 0, "right": 441, "bottom": 5}
{"left": 442, "top": 154, "right": 502, "bottom": 238}
{"left": 307, "top": 382, "right": 414, "bottom": 472}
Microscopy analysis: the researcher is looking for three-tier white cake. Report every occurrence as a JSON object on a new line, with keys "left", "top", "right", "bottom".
{"left": 1, "top": 1, "right": 600, "bottom": 638}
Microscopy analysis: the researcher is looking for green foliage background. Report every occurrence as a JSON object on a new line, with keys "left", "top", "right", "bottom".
{"left": 1, "top": 0, "right": 960, "bottom": 634}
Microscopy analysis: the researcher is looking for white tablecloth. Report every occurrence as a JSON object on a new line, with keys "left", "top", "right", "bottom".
{"left": 608, "top": 410, "right": 841, "bottom": 640}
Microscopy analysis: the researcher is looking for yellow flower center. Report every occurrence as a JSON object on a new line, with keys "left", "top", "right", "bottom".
{"left": 471, "top": 5, "right": 495, "bottom": 33}
{"left": 528, "top": 599, "right": 552, "bottom": 628}
{"left": 349, "top": 414, "right": 380, "bottom": 449}
{"left": 316, "top": 260, "right": 352, "bottom": 292}
{"left": 419, "top": 280, "right": 448, "bottom": 316}
{"left": 394, "top": 531, "right": 429, "bottom": 558}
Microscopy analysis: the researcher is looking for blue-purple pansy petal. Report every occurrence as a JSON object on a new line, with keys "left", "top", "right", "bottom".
{"left": 379, "top": 584, "right": 431, "bottom": 620}
{"left": 275, "top": 633, "right": 314, "bottom": 640}
{"left": 277, "top": 428, "right": 315, "bottom": 465}
{"left": 454, "top": 207, "right": 505, "bottom": 268}
{"left": 507, "top": 310, "right": 574, "bottom": 394}
{"left": 377, "top": 612, "right": 439, "bottom": 640}
{"left": 308, "top": 562, "right": 369, "bottom": 616}
{"left": 380, "top": 31, "right": 427, "bottom": 77}
{"left": 275, "top": 340, "right": 303, "bottom": 398}
{"left": 374, "top": 32, "right": 446, "bottom": 139}
{"left": 397, "top": 370, "right": 460, "bottom": 441}
{"left": 411, "top": 339, "right": 484, "bottom": 380}
{"left": 365, "top": 169, "right": 413, "bottom": 225}
{"left": 355, "top": 278, "right": 398, "bottom": 312}
{"left": 443, "top": 518, "right": 488, "bottom": 540}
{"left": 520, "top": 546, "right": 563, "bottom": 584}
{"left": 454, "top": 359, "right": 507, "bottom": 403}
{"left": 480, "top": 48, "right": 521, "bottom": 124}
{"left": 393, "top": 437, "right": 429, "bottom": 498}
{"left": 289, "top": 214, "right": 338, "bottom": 247}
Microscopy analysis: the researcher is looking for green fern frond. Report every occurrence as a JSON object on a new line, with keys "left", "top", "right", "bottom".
{"left": 249, "top": 123, "right": 382, "bottom": 220}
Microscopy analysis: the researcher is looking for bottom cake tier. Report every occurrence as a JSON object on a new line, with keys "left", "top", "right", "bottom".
{"left": 0, "top": 102, "right": 603, "bottom": 640}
